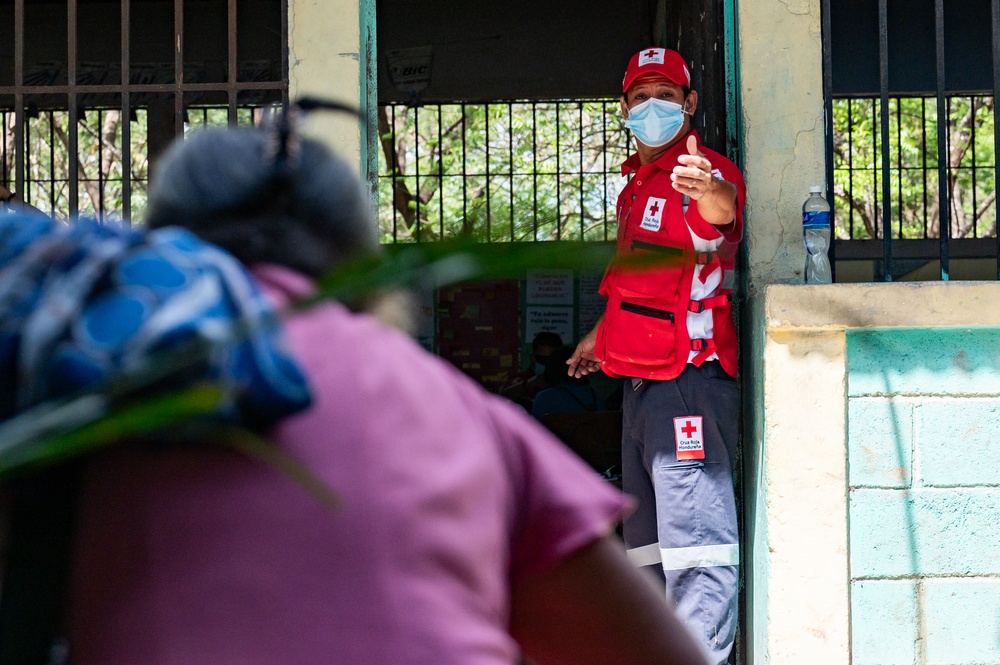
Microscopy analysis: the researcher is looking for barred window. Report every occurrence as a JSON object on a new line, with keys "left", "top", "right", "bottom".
{"left": 1, "top": 106, "right": 267, "bottom": 221}
{"left": 824, "top": 0, "right": 1000, "bottom": 279}
{"left": 0, "top": 0, "right": 287, "bottom": 223}
{"left": 833, "top": 95, "right": 996, "bottom": 243}
{"left": 376, "top": 100, "right": 631, "bottom": 243}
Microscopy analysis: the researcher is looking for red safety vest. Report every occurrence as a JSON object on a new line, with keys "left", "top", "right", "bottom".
{"left": 595, "top": 134, "right": 743, "bottom": 381}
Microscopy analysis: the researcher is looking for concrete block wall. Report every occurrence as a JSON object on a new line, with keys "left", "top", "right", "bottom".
{"left": 847, "top": 328, "right": 1000, "bottom": 665}
{"left": 757, "top": 283, "right": 1000, "bottom": 664}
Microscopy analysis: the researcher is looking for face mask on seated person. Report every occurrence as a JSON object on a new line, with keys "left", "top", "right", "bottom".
{"left": 624, "top": 98, "right": 688, "bottom": 148}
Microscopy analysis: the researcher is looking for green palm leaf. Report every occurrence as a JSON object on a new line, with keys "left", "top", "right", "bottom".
{"left": 0, "top": 237, "right": 682, "bottom": 493}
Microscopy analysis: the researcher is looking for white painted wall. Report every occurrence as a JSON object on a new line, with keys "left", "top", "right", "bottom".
{"left": 739, "top": 0, "right": 825, "bottom": 288}
{"left": 287, "top": 0, "right": 367, "bottom": 169}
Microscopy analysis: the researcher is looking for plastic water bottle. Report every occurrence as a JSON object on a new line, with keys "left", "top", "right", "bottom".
{"left": 802, "top": 186, "right": 832, "bottom": 284}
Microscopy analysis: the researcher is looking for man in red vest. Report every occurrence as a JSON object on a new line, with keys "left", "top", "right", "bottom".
{"left": 568, "top": 47, "right": 745, "bottom": 665}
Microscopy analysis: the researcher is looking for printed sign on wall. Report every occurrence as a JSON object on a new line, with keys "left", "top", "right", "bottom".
{"left": 526, "top": 270, "right": 574, "bottom": 305}
{"left": 578, "top": 272, "right": 606, "bottom": 334}
{"left": 525, "top": 306, "right": 574, "bottom": 346}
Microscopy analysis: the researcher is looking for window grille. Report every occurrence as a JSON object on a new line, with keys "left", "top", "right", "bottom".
{"left": 822, "top": 0, "right": 1000, "bottom": 280}
{"left": 377, "top": 100, "right": 631, "bottom": 243}
{"left": 832, "top": 95, "right": 997, "bottom": 245}
{"left": 0, "top": 0, "right": 288, "bottom": 223}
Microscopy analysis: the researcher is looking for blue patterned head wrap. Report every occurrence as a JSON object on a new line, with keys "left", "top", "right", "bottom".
{"left": 0, "top": 213, "right": 311, "bottom": 428}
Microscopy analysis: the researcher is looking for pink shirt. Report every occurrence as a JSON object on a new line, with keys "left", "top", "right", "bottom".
{"left": 68, "top": 264, "right": 630, "bottom": 665}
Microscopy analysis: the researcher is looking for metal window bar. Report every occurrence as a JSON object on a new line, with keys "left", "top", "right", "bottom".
{"left": 48, "top": 114, "right": 55, "bottom": 209}
{"left": 174, "top": 0, "right": 183, "bottom": 138}
{"left": 935, "top": 0, "right": 950, "bottom": 280}
{"left": 872, "top": 100, "right": 880, "bottom": 241}
{"left": 509, "top": 102, "right": 514, "bottom": 242}
{"left": 228, "top": 0, "right": 238, "bottom": 125}
{"left": 896, "top": 98, "right": 903, "bottom": 240}
{"left": 414, "top": 105, "right": 421, "bottom": 242}
{"left": 994, "top": 0, "right": 1000, "bottom": 277}
{"left": 825, "top": 0, "right": 1000, "bottom": 279}
{"left": 971, "top": 98, "right": 978, "bottom": 238}
{"left": 922, "top": 98, "right": 929, "bottom": 239}
{"left": 556, "top": 105, "right": 563, "bottom": 238}
{"left": 98, "top": 110, "right": 105, "bottom": 213}
{"left": 462, "top": 103, "right": 468, "bottom": 237}
{"left": 390, "top": 104, "right": 398, "bottom": 240}
{"left": 602, "top": 101, "right": 608, "bottom": 242}
{"left": 376, "top": 100, "right": 629, "bottom": 244}
{"left": 438, "top": 106, "right": 444, "bottom": 238}
{"left": 68, "top": 0, "right": 79, "bottom": 219}
{"left": 847, "top": 101, "right": 855, "bottom": 239}
{"left": 121, "top": 0, "right": 130, "bottom": 220}
{"left": 878, "top": 0, "right": 894, "bottom": 280}
{"left": 578, "top": 102, "right": 584, "bottom": 239}
{"left": 14, "top": 0, "right": 25, "bottom": 203}
{"left": 484, "top": 108, "right": 493, "bottom": 240}
{"left": 532, "top": 103, "right": 538, "bottom": 240}
{"left": 2, "top": 0, "right": 288, "bottom": 222}
{"left": 833, "top": 95, "right": 997, "bottom": 246}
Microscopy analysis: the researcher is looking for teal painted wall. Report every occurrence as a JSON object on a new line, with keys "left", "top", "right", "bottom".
{"left": 847, "top": 328, "right": 1000, "bottom": 665}
{"left": 359, "top": 0, "right": 378, "bottom": 217}
{"left": 743, "top": 288, "right": 768, "bottom": 665}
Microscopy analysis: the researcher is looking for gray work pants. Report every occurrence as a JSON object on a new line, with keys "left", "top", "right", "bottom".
{"left": 621, "top": 362, "right": 740, "bottom": 665}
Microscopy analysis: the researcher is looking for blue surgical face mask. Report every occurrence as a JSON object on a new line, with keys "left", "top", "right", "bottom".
{"left": 624, "top": 98, "right": 688, "bottom": 148}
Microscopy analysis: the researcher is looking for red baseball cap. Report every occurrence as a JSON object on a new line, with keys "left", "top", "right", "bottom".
{"left": 622, "top": 47, "right": 691, "bottom": 93}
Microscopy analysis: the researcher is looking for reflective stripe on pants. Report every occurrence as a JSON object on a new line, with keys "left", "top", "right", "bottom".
{"left": 627, "top": 542, "right": 739, "bottom": 571}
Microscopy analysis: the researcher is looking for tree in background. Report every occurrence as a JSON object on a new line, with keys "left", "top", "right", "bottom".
{"left": 832, "top": 95, "right": 997, "bottom": 241}
{"left": 377, "top": 101, "right": 631, "bottom": 244}
{"left": 2, "top": 108, "right": 145, "bottom": 220}
{"left": 1, "top": 106, "right": 256, "bottom": 222}
{"left": 7, "top": 96, "right": 996, "bottom": 245}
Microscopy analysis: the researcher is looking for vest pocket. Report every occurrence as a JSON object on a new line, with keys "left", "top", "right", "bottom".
{"left": 621, "top": 301, "right": 674, "bottom": 320}
{"left": 604, "top": 292, "right": 677, "bottom": 368}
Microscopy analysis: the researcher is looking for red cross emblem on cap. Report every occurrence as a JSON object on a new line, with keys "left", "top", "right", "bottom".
{"left": 638, "top": 48, "right": 665, "bottom": 66}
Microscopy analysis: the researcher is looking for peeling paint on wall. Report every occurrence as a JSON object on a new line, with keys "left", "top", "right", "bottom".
{"left": 739, "top": 0, "right": 824, "bottom": 287}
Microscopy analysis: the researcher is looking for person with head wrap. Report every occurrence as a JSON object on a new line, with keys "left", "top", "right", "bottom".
{"left": 0, "top": 207, "right": 312, "bottom": 664}
{"left": 55, "top": 110, "right": 711, "bottom": 665}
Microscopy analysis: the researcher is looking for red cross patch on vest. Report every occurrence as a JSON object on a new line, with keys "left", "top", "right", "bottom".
{"left": 640, "top": 197, "right": 666, "bottom": 232}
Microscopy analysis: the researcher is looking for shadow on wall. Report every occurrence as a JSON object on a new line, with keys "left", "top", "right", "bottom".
{"left": 847, "top": 326, "right": 1000, "bottom": 663}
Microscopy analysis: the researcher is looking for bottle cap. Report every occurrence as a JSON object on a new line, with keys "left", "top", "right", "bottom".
{"left": 810, "top": 186, "right": 822, "bottom": 194}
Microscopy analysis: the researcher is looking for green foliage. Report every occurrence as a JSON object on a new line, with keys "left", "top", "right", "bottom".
{"left": 0, "top": 231, "right": 694, "bottom": 488}
{"left": 377, "top": 100, "right": 631, "bottom": 243}
{"left": 5, "top": 105, "right": 257, "bottom": 222}
{"left": 0, "top": 384, "right": 224, "bottom": 480}
{"left": 310, "top": 235, "right": 617, "bottom": 305}
{"left": 832, "top": 95, "right": 997, "bottom": 241}
{"left": 0, "top": 235, "right": 639, "bottom": 494}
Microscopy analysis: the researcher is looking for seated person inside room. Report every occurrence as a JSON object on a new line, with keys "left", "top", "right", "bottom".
{"left": 501, "top": 331, "right": 563, "bottom": 411}
{"left": 531, "top": 345, "right": 601, "bottom": 420}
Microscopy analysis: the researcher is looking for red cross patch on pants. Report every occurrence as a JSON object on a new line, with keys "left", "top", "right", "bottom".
{"left": 673, "top": 416, "right": 705, "bottom": 460}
